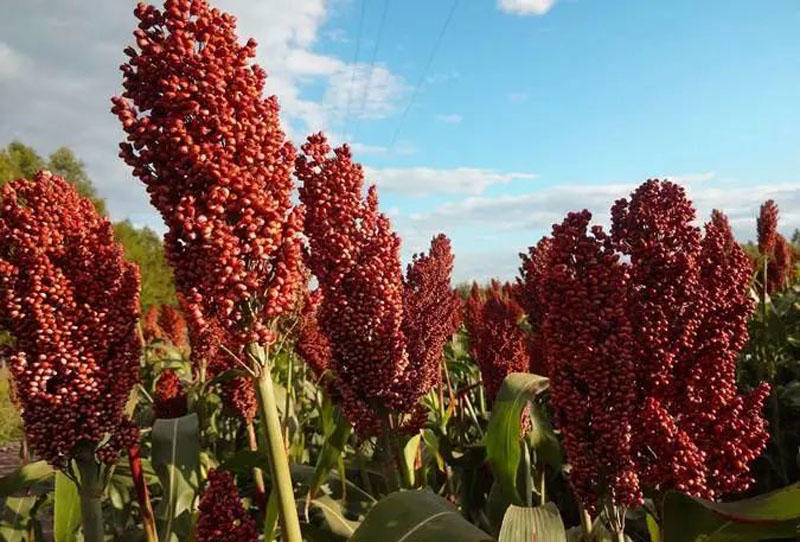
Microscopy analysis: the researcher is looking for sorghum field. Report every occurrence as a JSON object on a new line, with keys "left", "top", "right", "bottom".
{"left": 1, "top": 1, "right": 799, "bottom": 541}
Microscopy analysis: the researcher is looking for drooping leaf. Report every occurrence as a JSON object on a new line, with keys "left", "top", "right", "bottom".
{"left": 662, "top": 483, "right": 800, "bottom": 542}
{"left": 0, "top": 460, "right": 54, "bottom": 497}
{"left": 151, "top": 413, "right": 200, "bottom": 542}
{"left": 485, "top": 373, "right": 549, "bottom": 505}
{"left": 309, "top": 408, "right": 352, "bottom": 496}
{"left": 307, "top": 495, "right": 360, "bottom": 539}
{"left": 498, "top": 503, "right": 566, "bottom": 542}
{"left": 53, "top": 471, "right": 80, "bottom": 542}
{"left": 0, "top": 494, "right": 38, "bottom": 542}
{"left": 401, "top": 433, "right": 422, "bottom": 488}
{"left": 348, "top": 490, "right": 492, "bottom": 542}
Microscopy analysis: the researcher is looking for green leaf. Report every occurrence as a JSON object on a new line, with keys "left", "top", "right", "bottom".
{"left": 401, "top": 433, "right": 422, "bottom": 488}
{"left": 53, "top": 471, "right": 80, "bottom": 542}
{"left": 485, "top": 372, "right": 549, "bottom": 505}
{"left": 307, "top": 495, "right": 360, "bottom": 539}
{"left": 646, "top": 513, "right": 661, "bottom": 542}
{"left": 151, "top": 413, "right": 200, "bottom": 542}
{"left": 0, "top": 460, "right": 54, "bottom": 497}
{"left": 264, "top": 488, "right": 279, "bottom": 541}
{"left": 348, "top": 490, "right": 492, "bottom": 542}
{"left": 310, "top": 408, "right": 352, "bottom": 496}
{"left": 0, "top": 494, "right": 38, "bottom": 542}
{"left": 662, "top": 483, "right": 800, "bottom": 542}
{"left": 498, "top": 503, "right": 566, "bottom": 542}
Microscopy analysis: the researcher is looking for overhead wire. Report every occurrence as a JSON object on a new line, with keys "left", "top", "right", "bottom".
{"left": 342, "top": 0, "right": 367, "bottom": 140}
{"left": 387, "top": 0, "right": 460, "bottom": 150}
{"left": 352, "top": 0, "right": 391, "bottom": 141}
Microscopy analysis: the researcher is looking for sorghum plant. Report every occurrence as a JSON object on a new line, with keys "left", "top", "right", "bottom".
{"left": 159, "top": 305, "right": 188, "bottom": 349}
{"left": 0, "top": 171, "right": 142, "bottom": 540}
{"left": 612, "top": 180, "right": 768, "bottom": 500}
{"left": 756, "top": 200, "right": 792, "bottom": 294}
{"left": 520, "top": 180, "right": 769, "bottom": 534}
{"left": 463, "top": 281, "right": 529, "bottom": 403}
{"left": 153, "top": 368, "right": 188, "bottom": 419}
{"left": 196, "top": 470, "right": 258, "bottom": 542}
{"left": 113, "top": 0, "right": 304, "bottom": 537}
{"left": 536, "top": 211, "right": 640, "bottom": 534}
{"left": 296, "top": 134, "right": 460, "bottom": 438}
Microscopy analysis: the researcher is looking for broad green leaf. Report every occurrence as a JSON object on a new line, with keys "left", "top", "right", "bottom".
{"left": 53, "top": 471, "right": 80, "bottom": 542}
{"left": 498, "top": 503, "right": 566, "bottom": 542}
{"left": 219, "top": 450, "right": 271, "bottom": 477}
{"left": 310, "top": 408, "right": 352, "bottom": 496}
{"left": 0, "top": 494, "right": 37, "bottom": 542}
{"left": 0, "top": 460, "right": 54, "bottom": 497}
{"left": 662, "top": 484, "right": 800, "bottom": 542}
{"left": 307, "top": 495, "right": 360, "bottom": 539}
{"left": 485, "top": 372, "right": 549, "bottom": 505}
{"left": 348, "top": 490, "right": 492, "bottom": 542}
{"left": 646, "top": 512, "right": 661, "bottom": 542}
{"left": 401, "top": 433, "right": 422, "bottom": 488}
{"left": 152, "top": 413, "right": 200, "bottom": 542}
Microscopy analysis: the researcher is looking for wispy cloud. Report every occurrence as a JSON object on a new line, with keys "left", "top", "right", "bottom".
{"left": 436, "top": 113, "right": 463, "bottom": 124}
{"left": 497, "top": 0, "right": 556, "bottom": 16}
{"left": 363, "top": 166, "right": 538, "bottom": 196}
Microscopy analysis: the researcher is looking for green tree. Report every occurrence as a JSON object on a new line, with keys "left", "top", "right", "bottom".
{"left": 0, "top": 141, "right": 45, "bottom": 183}
{"left": 113, "top": 220, "right": 177, "bottom": 308}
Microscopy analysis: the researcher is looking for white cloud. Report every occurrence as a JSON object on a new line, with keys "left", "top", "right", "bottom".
{"left": 407, "top": 176, "right": 800, "bottom": 240}
{"left": 393, "top": 176, "right": 800, "bottom": 281}
{"left": 0, "top": 0, "right": 408, "bottom": 229}
{"left": 0, "top": 42, "right": 25, "bottom": 78}
{"left": 497, "top": 0, "right": 556, "bottom": 16}
{"left": 363, "top": 166, "right": 538, "bottom": 196}
{"left": 350, "top": 142, "right": 388, "bottom": 155}
{"left": 324, "top": 63, "right": 408, "bottom": 123}
{"left": 436, "top": 113, "right": 463, "bottom": 124}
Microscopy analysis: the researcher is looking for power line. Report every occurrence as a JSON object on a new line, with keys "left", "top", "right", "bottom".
{"left": 353, "top": 0, "right": 391, "bottom": 141}
{"left": 342, "top": 0, "right": 367, "bottom": 139}
{"left": 388, "top": 0, "right": 460, "bottom": 149}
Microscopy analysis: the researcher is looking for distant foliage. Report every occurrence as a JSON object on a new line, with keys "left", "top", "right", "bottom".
{"left": 114, "top": 221, "right": 177, "bottom": 308}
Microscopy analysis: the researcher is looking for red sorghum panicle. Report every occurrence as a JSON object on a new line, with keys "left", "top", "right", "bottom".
{"left": 538, "top": 211, "right": 641, "bottom": 511}
{"left": 0, "top": 171, "right": 141, "bottom": 468}
{"left": 615, "top": 181, "right": 767, "bottom": 498}
{"left": 142, "top": 305, "right": 164, "bottom": 344}
{"left": 611, "top": 180, "right": 710, "bottom": 495}
{"left": 297, "top": 134, "right": 458, "bottom": 435}
{"left": 159, "top": 305, "right": 189, "bottom": 349}
{"left": 767, "top": 234, "right": 792, "bottom": 294}
{"left": 678, "top": 210, "right": 770, "bottom": 496}
{"left": 153, "top": 369, "right": 188, "bottom": 419}
{"left": 196, "top": 469, "right": 258, "bottom": 542}
{"left": 520, "top": 181, "right": 769, "bottom": 510}
{"left": 221, "top": 376, "right": 257, "bottom": 421}
{"left": 757, "top": 199, "right": 778, "bottom": 256}
{"left": 295, "top": 289, "right": 331, "bottom": 378}
{"left": 516, "top": 236, "right": 552, "bottom": 376}
{"left": 112, "top": 0, "right": 304, "bottom": 374}
{"left": 463, "top": 281, "right": 529, "bottom": 403}
{"left": 400, "top": 234, "right": 462, "bottom": 410}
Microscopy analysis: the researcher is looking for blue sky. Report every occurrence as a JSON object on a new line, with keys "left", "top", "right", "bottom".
{"left": 2, "top": 0, "right": 800, "bottom": 281}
